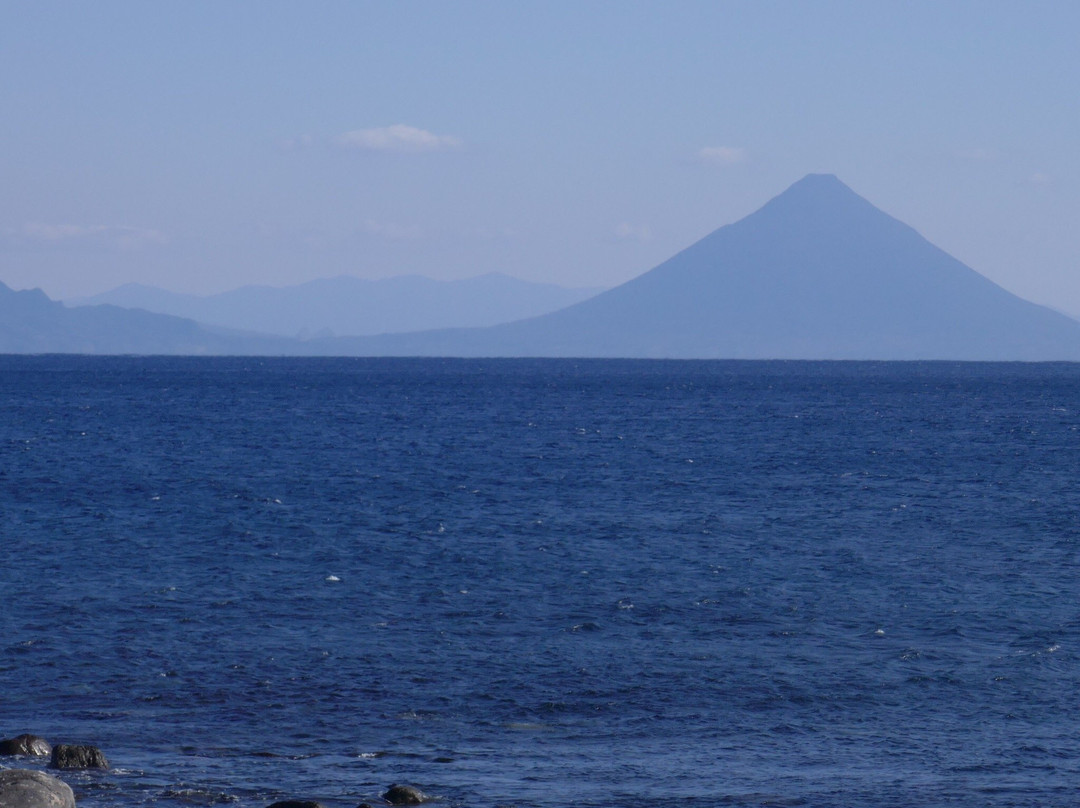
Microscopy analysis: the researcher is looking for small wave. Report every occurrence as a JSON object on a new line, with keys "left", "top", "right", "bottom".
{"left": 396, "top": 710, "right": 441, "bottom": 721}
{"left": 568, "top": 622, "right": 601, "bottom": 632}
{"left": 160, "top": 787, "right": 240, "bottom": 805}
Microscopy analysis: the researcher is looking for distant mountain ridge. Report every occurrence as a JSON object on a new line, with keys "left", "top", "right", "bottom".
{"left": 7, "top": 174, "right": 1080, "bottom": 359}
{"left": 0, "top": 281, "right": 291, "bottom": 354}
{"left": 68, "top": 273, "right": 604, "bottom": 337}
{"left": 307, "top": 174, "right": 1080, "bottom": 360}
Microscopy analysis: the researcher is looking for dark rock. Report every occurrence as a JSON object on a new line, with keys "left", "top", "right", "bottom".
{"left": 0, "top": 735, "right": 52, "bottom": 756}
{"left": 382, "top": 785, "right": 428, "bottom": 805}
{"left": 0, "top": 769, "right": 76, "bottom": 808}
{"left": 266, "top": 802, "right": 325, "bottom": 808}
{"left": 48, "top": 744, "right": 108, "bottom": 770}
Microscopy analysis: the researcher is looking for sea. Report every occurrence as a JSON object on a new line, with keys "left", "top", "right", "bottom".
{"left": 3, "top": 356, "right": 1080, "bottom": 808}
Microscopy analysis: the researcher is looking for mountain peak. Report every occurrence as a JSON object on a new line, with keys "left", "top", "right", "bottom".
{"left": 793, "top": 172, "right": 844, "bottom": 186}
{"left": 776, "top": 173, "right": 863, "bottom": 203}
{"left": 0, "top": 281, "right": 52, "bottom": 305}
{"left": 344, "top": 173, "right": 1080, "bottom": 360}
{"left": 741, "top": 173, "right": 887, "bottom": 238}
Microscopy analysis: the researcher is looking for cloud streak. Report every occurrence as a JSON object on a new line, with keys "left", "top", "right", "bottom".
{"left": 359, "top": 219, "right": 423, "bottom": 240}
{"left": 613, "top": 222, "right": 652, "bottom": 242}
{"left": 335, "top": 124, "right": 462, "bottom": 152}
{"left": 697, "top": 146, "right": 746, "bottom": 166}
{"left": 18, "top": 223, "right": 167, "bottom": 249}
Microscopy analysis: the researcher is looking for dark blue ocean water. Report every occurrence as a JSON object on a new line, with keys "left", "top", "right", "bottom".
{"left": 3, "top": 357, "right": 1080, "bottom": 808}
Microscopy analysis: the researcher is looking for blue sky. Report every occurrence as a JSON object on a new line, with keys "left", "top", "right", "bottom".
{"left": 2, "top": 1, "right": 1079, "bottom": 312}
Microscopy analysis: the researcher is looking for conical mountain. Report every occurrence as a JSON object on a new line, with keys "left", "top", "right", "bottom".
{"left": 325, "top": 174, "right": 1080, "bottom": 359}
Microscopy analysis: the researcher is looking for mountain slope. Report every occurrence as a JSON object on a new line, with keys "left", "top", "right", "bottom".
{"left": 0, "top": 282, "right": 292, "bottom": 354}
{"left": 314, "top": 175, "right": 1080, "bottom": 360}
{"left": 68, "top": 273, "right": 604, "bottom": 337}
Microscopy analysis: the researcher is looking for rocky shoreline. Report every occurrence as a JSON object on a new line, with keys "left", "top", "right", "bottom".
{"left": 0, "top": 735, "right": 432, "bottom": 808}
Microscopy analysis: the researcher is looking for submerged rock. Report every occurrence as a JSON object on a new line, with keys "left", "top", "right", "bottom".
{"left": 266, "top": 802, "right": 325, "bottom": 808}
{"left": 381, "top": 785, "right": 428, "bottom": 805}
{"left": 48, "top": 745, "right": 108, "bottom": 770}
{"left": 0, "top": 769, "right": 76, "bottom": 808}
{"left": 0, "top": 735, "right": 52, "bottom": 757}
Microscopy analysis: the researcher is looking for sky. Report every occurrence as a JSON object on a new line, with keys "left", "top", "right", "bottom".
{"left": 2, "top": 1, "right": 1079, "bottom": 313}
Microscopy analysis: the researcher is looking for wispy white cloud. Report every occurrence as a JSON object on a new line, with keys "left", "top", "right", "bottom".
{"left": 280, "top": 134, "right": 315, "bottom": 151}
{"left": 613, "top": 222, "right": 652, "bottom": 242}
{"left": 19, "top": 223, "right": 167, "bottom": 249}
{"left": 697, "top": 146, "right": 746, "bottom": 166}
{"left": 1028, "top": 172, "right": 1051, "bottom": 185}
{"left": 335, "top": 124, "right": 462, "bottom": 152}
{"left": 359, "top": 219, "right": 423, "bottom": 240}
{"left": 22, "top": 223, "right": 106, "bottom": 240}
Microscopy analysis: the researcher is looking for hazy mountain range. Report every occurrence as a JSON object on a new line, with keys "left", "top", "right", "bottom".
{"left": 67, "top": 273, "right": 604, "bottom": 337}
{"left": 0, "top": 282, "right": 293, "bottom": 355}
{"left": 5, "top": 174, "right": 1080, "bottom": 359}
{"left": 305, "top": 174, "right": 1080, "bottom": 360}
